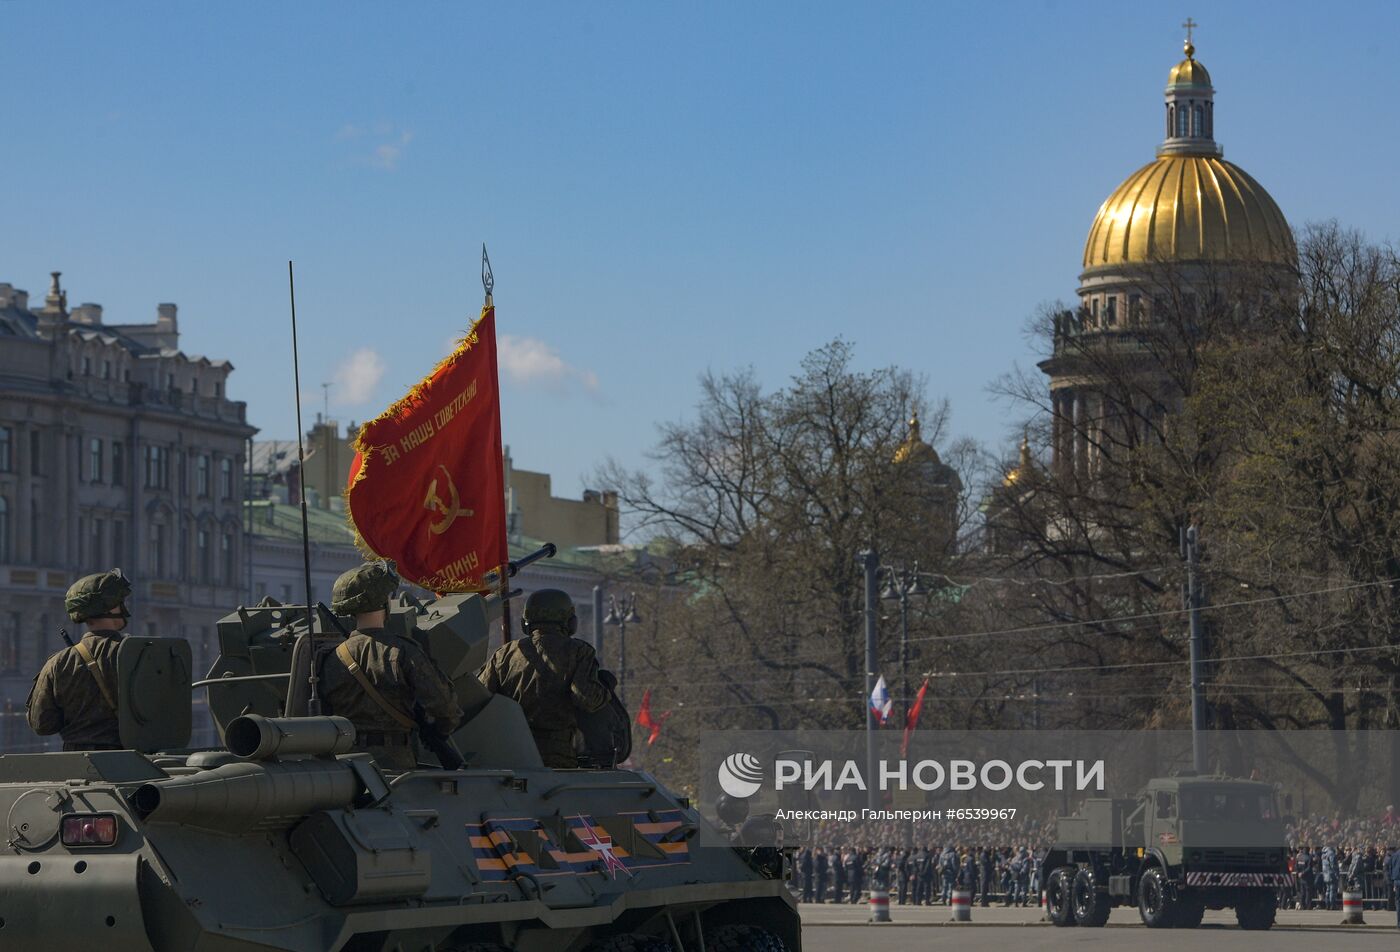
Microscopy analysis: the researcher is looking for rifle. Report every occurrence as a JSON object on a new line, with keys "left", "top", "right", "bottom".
{"left": 319, "top": 605, "right": 465, "bottom": 770}
{"left": 59, "top": 628, "right": 75, "bottom": 648}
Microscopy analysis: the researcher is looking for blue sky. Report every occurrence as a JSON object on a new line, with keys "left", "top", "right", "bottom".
{"left": 4, "top": 2, "right": 1397, "bottom": 512}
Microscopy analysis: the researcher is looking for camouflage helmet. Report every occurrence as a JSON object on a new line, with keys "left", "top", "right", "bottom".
{"left": 331, "top": 561, "right": 400, "bottom": 616}
{"left": 521, "top": 589, "right": 577, "bottom": 634}
{"left": 65, "top": 569, "right": 133, "bottom": 622}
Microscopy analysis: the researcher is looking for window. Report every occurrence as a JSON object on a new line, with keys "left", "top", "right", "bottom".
{"left": 214, "top": 381, "right": 223, "bottom": 398}
{"left": 29, "top": 500, "right": 39, "bottom": 562}
{"left": 82, "top": 356, "right": 92, "bottom": 376}
{"left": 196, "top": 455, "right": 211, "bottom": 497}
{"left": 1105, "top": 295, "right": 1117, "bottom": 325}
{"left": 29, "top": 430, "right": 40, "bottom": 476}
{"left": 0, "top": 612, "right": 17, "bottom": 674}
{"left": 1129, "top": 293, "right": 1143, "bottom": 322}
{"left": 149, "top": 523, "right": 167, "bottom": 576}
{"left": 222, "top": 532, "right": 235, "bottom": 585}
{"left": 0, "top": 427, "right": 11, "bottom": 472}
{"left": 111, "top": 441, "right": 125, "bottom": 486}
{"left": 1154, "top": 792, "right": 1177, "bottom": 820}
{"left": 102, "top": 360, "right": 112, "bottom": 380}
{"left": 1193, "top": 105, "right": 1203, "bottom": 137}
{"left": 220, "top": 458, "right": 234, "bottom": 500}
{"left": 112, "top": 520, "right": 125, "bottom": 566}
{"left": 88, "top": 437, "right": 103, "bottom": 483}
{"left": 91, "top": 518, "right": 105, "bottom": 566}
{"left": 197, "top": 529, "right": 211, "bottom": 581}
{"left": 0, "top": 497, "right": 9, "bottom": 561}
{"left": 191, "top": 377, "right": 199, "bottom": 394}
{"left": 144, "top": 445, "right": 170, "bottom": 489}
{"left": 166, "top": 373, "right": 175, "bottom": 391}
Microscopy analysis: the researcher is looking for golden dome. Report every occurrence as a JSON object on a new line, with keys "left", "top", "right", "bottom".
{"left": 893, "top": 414, "right": 940, "bottom": 465}
{"left": 1083, "top": 155, "right": 1294, "bottom": 271}
{"left": 1167, "top": 44, "right": 1212, "bottom": 87}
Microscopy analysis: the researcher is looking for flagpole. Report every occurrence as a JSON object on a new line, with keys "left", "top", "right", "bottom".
{"left": 483, "top": 244, "right": 511, "bottom": 647}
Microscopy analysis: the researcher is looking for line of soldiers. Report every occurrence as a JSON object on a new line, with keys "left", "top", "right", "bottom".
{"left": 794, "top": 844, "right": 1039, "bottom": 906}
{"left": 24, "top": 563, "right": 610, "bottom": 772}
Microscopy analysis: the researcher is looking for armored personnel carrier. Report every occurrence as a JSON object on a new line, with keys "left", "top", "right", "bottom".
{"left": 1040, "top": 775, "right": 1289, "bottom": 930}
{"left": 0, "top": 581, "right": 798, "bottom": 951}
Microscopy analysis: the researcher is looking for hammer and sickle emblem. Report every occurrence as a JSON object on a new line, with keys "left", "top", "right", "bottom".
{"left": 423, "top": 465, "right": 474, "bottom": 535}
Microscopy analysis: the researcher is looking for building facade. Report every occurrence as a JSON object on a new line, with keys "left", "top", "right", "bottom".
{"left": 0, "top": 273, "right": 255, "bottom": 747}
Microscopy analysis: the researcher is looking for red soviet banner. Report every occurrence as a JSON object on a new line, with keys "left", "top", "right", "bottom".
{"left": 346, "top": 306, "right": 508, "bottom": 592}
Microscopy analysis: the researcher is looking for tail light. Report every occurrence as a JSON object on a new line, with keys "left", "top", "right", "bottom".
{"left": 61, "top": 814, "right": 119, "bottom": 847}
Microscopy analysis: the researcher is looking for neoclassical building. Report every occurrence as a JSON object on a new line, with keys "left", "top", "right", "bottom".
{"left": 0, "top": 274, "right": 255, "bottom": 745}
{"left": 1040, "top": 37, "right": 1295, "bottom": 476}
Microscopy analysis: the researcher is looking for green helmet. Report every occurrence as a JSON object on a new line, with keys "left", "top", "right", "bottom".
{"left": 331, "top": 561, "right": 400, "bottom": 616}
{"left": 521, "top": 589, "right": 577, "bottom": 635}
{"left": 65, "top": 569, "right": 133, "bottom": 623}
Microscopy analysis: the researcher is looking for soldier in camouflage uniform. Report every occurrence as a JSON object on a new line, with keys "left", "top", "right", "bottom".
{"left": 27, "top": 570, "right": 133, "bottom": 751}
{"left": 320, "top": 561, "right": 463, "bottom": 771}
{"left": 478, "top": 589, "right": 609, "bottom": 768}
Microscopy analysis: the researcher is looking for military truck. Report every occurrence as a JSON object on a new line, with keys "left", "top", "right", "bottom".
{"left": 0, "top": 582, "right": 798, "bottom": 951}
{"left": 1040, "top": 775, "right": 1290, "bottom": 930}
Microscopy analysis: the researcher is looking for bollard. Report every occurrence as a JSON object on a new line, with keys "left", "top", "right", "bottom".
{"left": 1040, "top": 889, "right": 1048, "bottom": 922}
{"left": 950, "top": 888, "right": 972, "bottom": 922}
{"left": 868, "top": 887, "right": 891, "bottom": 923}
{"left": 1340, "top": 890, "right": 1365, "bottom": 925}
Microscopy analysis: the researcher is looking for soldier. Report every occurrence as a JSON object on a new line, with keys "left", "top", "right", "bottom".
{"left": 814, "top": 846, "right": 829, "bottom": 903}
{"left": 321, "top": 561, "right": 463, "bottom": 771}
{"left": 832, "top": 846, "right": 847, "bottom": 902}
{"left": 799, "top": 846, "right": 814, "bottom": 903}
{"left": 979, "top": 846, "right": 995, "bottom": 906}
{"left": 478, "top": 589, "right": 609, "bottom": 769}
{"left": 940, "top": 843, "right": 958, "bottom": 904}
{"left": 896, "top": 847, "right": 910, "bottom": 905}
{"left": 27, "top": 570, "right": 133, "bottom": 751}
{"left": 1385, "top": 844, "right": 1400, "bottom": 930}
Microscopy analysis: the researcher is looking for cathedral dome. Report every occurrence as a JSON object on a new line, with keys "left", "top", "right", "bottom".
{"left": 1081, "top": 38, "right": 1293, "bottom": 273}
{"left": 1082, "top": 155, "right": 1294, "bottom": 270}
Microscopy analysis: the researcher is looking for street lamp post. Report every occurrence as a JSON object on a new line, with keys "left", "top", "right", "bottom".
{"left": 858, "top": 550, "right": 880, "bottom": 812}
{"left": 603, "top": 592, "right": 641, "bottom": 708}
{"left": 881, "top": 563, "right": 929, "bottom": 723}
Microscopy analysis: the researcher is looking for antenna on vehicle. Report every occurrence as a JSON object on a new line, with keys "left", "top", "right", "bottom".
{"left": 288, "top": 260, "right": 321, "bottom": 716}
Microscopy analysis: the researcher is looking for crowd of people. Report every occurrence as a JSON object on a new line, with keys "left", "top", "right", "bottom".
{"left": 785, "top": 808, "right": 1400, "bottom": 910}
{"left": 792, "top": 841, "right": 1047, "bottom": 907}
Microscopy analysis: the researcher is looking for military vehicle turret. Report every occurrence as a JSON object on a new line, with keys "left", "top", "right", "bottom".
{"left": 0, "top": 565, "right": 798, "bottom": 951}
{"left": 1040, "top": 775, "right": 1289, "bottom": 930}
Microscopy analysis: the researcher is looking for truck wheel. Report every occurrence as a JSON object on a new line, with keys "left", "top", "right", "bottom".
{"left": 1072, "top": 869, "right": 1111, "bottom": 927}
{"left": 1046, "top": 867, "right": 1077, "bottom": 927}
{"left": 1235, "top": 893, "right": 1276, "bottom": 931}
{"left": 1174, "top": 896, "right": 1205, "bottom": 928}
{"left": 1138, "top": 867, "right": 1178, "bottom": 928}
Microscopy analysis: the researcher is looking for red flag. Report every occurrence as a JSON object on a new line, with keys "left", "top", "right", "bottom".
{"left": 346, "top": 306, "right": 508, "bottom": 592}
{"left": 636, "top": 689, "right": 672, "bottom": 746}
{"left": 900, "top": 679, "right": 929, "bottom": 758}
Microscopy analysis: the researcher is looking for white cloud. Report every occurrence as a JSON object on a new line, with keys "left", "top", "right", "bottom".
{"left": 369, "top": 131, "right": 413, "bottom": 171}
{"left": 499, "top": 334, "right": 600, "bottom": 395}
{"left": 336, "top": 123, "right": 413, "bottom": 170}
{"left": 333, "top": 348, "right": 387, "bottom": 405}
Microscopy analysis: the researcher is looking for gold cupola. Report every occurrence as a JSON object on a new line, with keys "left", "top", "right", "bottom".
{"left": 1081, "top": 36, "right": 1294, "bottom": 273}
